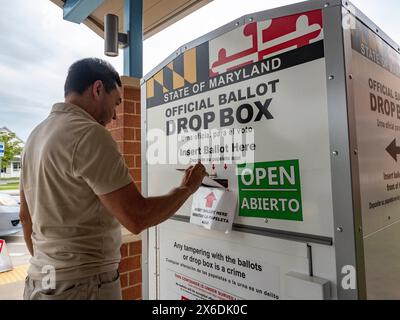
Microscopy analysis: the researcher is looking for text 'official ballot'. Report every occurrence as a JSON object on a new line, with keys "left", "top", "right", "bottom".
{"left": 190, "top": 186, "right": 237, "bottom": 232}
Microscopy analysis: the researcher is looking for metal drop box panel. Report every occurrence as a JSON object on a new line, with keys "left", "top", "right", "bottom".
{"left": 140, "top": 0, "right": 400, "bottom": 300}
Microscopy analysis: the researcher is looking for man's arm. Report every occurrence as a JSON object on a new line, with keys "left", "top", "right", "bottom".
{"left": 100, "top": 163, "right": 207, "bottom": 235}
{"left": 19, "top": 189, "right": 34, "bottom": 256}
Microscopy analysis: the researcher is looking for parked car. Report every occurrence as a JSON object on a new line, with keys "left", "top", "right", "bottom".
{"left": 0, "top": 193, "right": 21, "bottom": 236}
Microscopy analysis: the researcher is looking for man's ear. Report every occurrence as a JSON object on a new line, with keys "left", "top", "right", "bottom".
{"left": 92, "top": 80, "right": 103, "bottom": 100}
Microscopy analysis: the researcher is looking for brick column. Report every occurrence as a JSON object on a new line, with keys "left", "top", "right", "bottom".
{"left": 108, "top": 76, "right": 142, "bottom": 193}
{"left": 119, "top": 238, "right": 142, "bottom": 300}
{"left": 107, "top": 76, "right": 142, "bottom": 300}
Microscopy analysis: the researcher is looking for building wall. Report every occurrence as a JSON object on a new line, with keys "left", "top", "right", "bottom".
{"left": 0, "top": 161, "right": 21, "bottom": 179}
{"left": 0, "top": 127, "right": 23, "bottom": 179}
{"left": 119, "top": 235, "right": 142, "bottom": 300}
{"left": 106, "top": 76, "right": 143, "bottom": 300}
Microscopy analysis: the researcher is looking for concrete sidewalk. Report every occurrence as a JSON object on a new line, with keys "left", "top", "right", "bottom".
{"left": 0, "top": 281, "right": 24, "bottom": 300}
{"left": 0, "top": 230, "right": 29, "bottom": 300}
{"left": 0, "top": 189, "right": 19, "bottom": 196}
{"left": 0, "top": 265, "right": 27, "bottom": 300}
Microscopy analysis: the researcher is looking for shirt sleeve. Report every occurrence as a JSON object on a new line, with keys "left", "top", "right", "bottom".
{"left": 72, "top": 124, "right": 133, "bottom": 196}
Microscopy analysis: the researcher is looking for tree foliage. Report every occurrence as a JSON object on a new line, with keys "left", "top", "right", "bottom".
{"left": 0, "top": 131, "right": 23, "bottom": 169}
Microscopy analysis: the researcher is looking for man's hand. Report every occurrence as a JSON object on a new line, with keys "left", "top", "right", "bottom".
{"left": 180, "top": 163, "right": 208, "bottom": 194}
{"left": 100, "top": 162, "right": 209, "bottom": 235}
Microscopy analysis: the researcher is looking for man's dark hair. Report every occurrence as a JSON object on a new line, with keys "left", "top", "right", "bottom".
{"left": 64, "top": 58, "right": 122, "bottom": 97}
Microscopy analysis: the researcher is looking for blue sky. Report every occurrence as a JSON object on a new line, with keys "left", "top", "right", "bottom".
{"left": 1, "top": 0, "right": 399, "bottom": 141}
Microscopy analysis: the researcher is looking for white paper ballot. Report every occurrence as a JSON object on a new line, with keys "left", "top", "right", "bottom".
{"left": 190, "top": 186, "right": 237, "bottom": 232}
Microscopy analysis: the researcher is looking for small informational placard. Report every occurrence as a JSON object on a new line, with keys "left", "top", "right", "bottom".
{"left": 0, "top": 142, "right": 4, "bottom": 158}
{"left": 237, "top": 160, "right": 303, "bottom": 221}
{"left": 190, "top": 187, "right": 237, "bottom": 232}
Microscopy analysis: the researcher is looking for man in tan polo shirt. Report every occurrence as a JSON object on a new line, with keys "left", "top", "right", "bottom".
{"left": 20, "top": 58, "right": 207, "bottom": 300}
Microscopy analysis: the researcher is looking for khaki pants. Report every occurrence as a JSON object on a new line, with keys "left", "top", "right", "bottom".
{"left": 23, "top": 270, "right": 122, "bottom": 300}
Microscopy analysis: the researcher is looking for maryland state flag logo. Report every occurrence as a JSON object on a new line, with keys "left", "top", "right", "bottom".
{"left": 146, "top": 42, "right": 209, "bottom": 108}
{"left": 146, "top": 10, "right": 324, "bottom": 108}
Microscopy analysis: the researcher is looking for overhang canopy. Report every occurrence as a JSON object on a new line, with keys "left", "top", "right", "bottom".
{"left": 50, "top": 0, "right": 212, "bottom": 40}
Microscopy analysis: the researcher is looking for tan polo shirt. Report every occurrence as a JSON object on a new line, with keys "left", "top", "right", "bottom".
{"left": 21, "top": 102, "right": 133, "bottom": 281}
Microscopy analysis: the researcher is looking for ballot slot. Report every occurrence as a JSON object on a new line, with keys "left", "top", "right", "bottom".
{"left": 176, "top": 169, "right": 228, "bottom": 189}
{"left": 211, "top": 179, "right": 228, "bottom": 189}
{"left": 202, "top": 177, "right": 228, "bottom": 189}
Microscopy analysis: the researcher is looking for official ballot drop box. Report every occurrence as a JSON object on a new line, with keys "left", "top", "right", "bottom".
{"left": 140, "top": 0, "right": 400, "bottom": 300}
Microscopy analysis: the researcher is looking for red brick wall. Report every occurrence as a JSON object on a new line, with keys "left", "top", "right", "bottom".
{"left": 107, "top": 78, "right": 143, "bottom": 300}
{"left": 119, "top": 241, "right": 142, "bottom": 300}
{"left": 107, "top": 81, "right": 142, "bottom": 193}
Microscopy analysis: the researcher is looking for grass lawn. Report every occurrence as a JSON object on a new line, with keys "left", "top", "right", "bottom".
{"left": 0, "top": 183, "right": 19, "bottom": 190}
{"left": 0, "top": 177, "right": 19, "bottom": 181}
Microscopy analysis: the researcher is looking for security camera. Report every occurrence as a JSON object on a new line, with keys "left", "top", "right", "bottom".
{"left": 104, "top": 14, "right": 128, "bottom": 57}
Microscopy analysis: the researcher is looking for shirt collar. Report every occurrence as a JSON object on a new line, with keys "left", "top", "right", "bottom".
{"left": 51, "top": 102, "right": 97, "bottom": 123}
